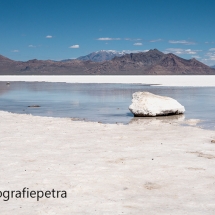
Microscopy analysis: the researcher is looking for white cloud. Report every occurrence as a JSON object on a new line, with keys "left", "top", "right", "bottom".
{"left": 46, "top": 35, "right": 53, "bottom": 38}
{"left": 184, "top": 49, "right": 198, "bottom": 54}
{"left": 11, "top": 50, "right": 19, "bottom": 52}
{"left": 165, "top": 48, "right": 201, "bottom": 55}
{"left": 69, "top": 45, "right": 80, "bottom": 49}
{"left": 191, "top": 55, "right": 201, "bottom": 59}
{"left": 168, "top": 40, "right": 196, "bottom": 45}
{"left": 205, "top": 42, "right": 214, "bottom": 44}
{"left": 97, "top": 37, "right": 142, "bottom": 41}
{"left": 97, "top": 37, "right": 121, "bottom": 41}
{"left": 206, "top": 51, "right": 215, "bottom": 60}
{"left": 122, "top": 49, "right": 148, "bottom": 53}
{"left": 28, "top": 45, "right": 36, "bottom": 48}
{"left": 201, "top": 58, "right": 215, "bottom": 66}
{"left": 150, "top": 39, "right": 162, "bottom": 42}
{"left": 200, "top": 49, "right": 215, "bottom": 66}
{"left": 133, "top": 43, "right": 142, "bottom": 46}
{"left": 125, "top": 38, "right": 142, "bottom": 41}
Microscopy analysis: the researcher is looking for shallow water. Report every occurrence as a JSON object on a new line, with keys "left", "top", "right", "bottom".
{"left": 0, "top": 82, "right": 215, "bottom": 130}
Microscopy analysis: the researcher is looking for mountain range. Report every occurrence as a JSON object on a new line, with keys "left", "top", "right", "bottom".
{"left": 0, "top": 49, "right": 215, "bottom": 75}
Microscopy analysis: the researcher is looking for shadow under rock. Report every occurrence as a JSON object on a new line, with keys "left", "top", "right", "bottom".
{"left": 129, "top": 114, "right": 185, "bottom": 125}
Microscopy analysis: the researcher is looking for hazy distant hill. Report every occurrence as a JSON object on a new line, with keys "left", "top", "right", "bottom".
{"left": 211, "top": 65, "right": 215, "bottom": 69}
{"left": 0, "top": 49, "right": 215, "bottom": 75}
{"left": 77, "top": 50, "right": 126, "bottom": 62}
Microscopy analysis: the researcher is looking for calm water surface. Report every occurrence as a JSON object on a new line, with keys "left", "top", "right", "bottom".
{"left": 0, "top": 82, "right": 215, "bottom": 130}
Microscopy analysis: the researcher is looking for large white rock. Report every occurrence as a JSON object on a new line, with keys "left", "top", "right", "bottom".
{"left": 129, "top": 92, "right": 185, "bottom": 117}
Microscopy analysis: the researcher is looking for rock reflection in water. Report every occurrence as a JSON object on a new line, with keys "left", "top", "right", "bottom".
{"left": 129, "top": 114, "right": 185, "bottom": 125}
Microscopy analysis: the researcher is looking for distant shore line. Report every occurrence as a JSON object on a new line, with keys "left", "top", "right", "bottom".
{"left": 1, "top": 75, "right": 215, "bottom": 86}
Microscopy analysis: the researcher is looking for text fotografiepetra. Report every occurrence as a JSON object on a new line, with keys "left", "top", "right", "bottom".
{"left": 0, "top": 188, "right": 67, "bottom": 201}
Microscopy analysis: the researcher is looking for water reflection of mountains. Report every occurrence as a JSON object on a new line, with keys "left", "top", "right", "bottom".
{"left": 0, "top": 81, "right": 198, "bottom": 99}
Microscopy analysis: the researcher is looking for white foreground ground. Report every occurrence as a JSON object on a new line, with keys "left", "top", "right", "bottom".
{"left": 1, "top": 75, "right": 215, "bottom": 86}
{"left": 0, "top": 111, "right": 215, "bottom": 214}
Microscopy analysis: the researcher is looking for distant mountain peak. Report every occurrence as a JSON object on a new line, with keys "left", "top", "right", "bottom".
{"left": 0, "top": 54, "right": 13, "bottom": 62}
{"left": 148, "top": 48, "right": 163, "bottom": 53}
{"left": 165, "top": 53, "right": 176, "bottom": 57}
{"left": 96, "top": 50, "right": 119, "bottom": 53}
{"left": 77, "top": 50, "right": 126, "bottom": 62}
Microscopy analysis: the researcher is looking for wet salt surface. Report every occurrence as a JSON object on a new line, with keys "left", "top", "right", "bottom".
{"left": 0, "top": 81, "right": 215, "bottom": 130}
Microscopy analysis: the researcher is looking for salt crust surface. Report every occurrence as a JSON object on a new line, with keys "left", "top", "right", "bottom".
{"left": 0, "top": 111, "right": 215, "bottom": 214}
{"left": 1, "top": 75, "right": 215, "bottom": 86}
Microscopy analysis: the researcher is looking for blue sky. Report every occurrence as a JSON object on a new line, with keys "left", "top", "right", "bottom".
{"left": 0, "top": 0, "right": 215, "bottom": 65}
